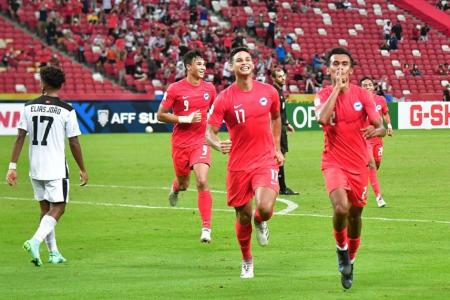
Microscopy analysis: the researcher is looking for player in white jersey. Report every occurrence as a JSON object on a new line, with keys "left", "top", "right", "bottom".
{"left": 5, "top": 66, "right": 88, "bottom": 267}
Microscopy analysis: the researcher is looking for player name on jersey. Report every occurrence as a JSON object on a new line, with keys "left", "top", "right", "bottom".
{"left": 31, "top": 105, "right": 62, "bottom": 114}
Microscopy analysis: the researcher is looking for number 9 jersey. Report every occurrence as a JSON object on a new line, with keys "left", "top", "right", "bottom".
{"left": 17, "top": 95, "right": 81, "bottom": 180}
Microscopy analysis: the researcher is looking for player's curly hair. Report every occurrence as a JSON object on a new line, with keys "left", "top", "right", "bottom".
{"left": 40, "top": 66, "right": 65, "bottom": 89}
{"left": 325, "top": 47, "right": 356, "bottom": 67}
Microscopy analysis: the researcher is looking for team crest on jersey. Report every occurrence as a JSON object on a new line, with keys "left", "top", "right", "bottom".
{"left": 259, "top": 97, "right": 268, "bottom": 106}
{"left": 376, "top": 104, "right": 381, "bottom": 112}
{"left": 353, "top": 101, "right": 363, "bottom": 111}
{"left": 204, "top": 93, "right": 209, "bottom": 101}
{"left": 97, "top": 110, "right": 109, "bottom": 127}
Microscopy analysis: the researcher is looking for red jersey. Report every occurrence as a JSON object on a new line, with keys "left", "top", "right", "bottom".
{"left": 314, "top": 84, "right": 379, "bottom": 173}
{"left": 208, "top": 80, "right": 280, "bottom": 171}
{"left": 367, "top": 94, "right": 388, "bottom": 144}
{"left": 162, "top": 78, "right": 216, "bottom": 148}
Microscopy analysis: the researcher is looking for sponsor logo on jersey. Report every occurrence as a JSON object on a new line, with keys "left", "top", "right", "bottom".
{"left": 353, "top": 101, "right": 363, "bottom": 111}
{"left": 97, "top": 110, "right": 109, "bottom": 127}
{"left": 259, "top": 97, "right": 268, "bottom": 106}
{"left": 204, "top": 93, "right": 209, "bottom": 101}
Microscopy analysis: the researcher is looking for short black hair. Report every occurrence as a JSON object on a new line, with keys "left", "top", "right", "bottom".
{"left": 359, "top": 76, "right": 374, "bottom": 85}
{"left": 40, "top": 66, "right": 65, "bottom": 90}
{"left": 229, "top": 47, "right": 251, "bottom": 64}
{"left": 183, "top": 50, "right": 204, "bottom": 68}
{"left": 325, "top": 47, "right": 355, "bottom": 67}
{"left": 271, "top": 66, "right": 285, "bottom": 78}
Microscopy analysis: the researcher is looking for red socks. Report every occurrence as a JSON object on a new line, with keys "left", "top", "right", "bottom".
{"left": 254, "top": 208, "right": 273, "bottom": 223}
{"left": 198, "top": 190, "right": 212, "bottom": 229}
{"left": 369, "top": 168, "right": 381, "bottom": 197}
{"left": 172, "top": 179, "right": 180, "bottom": 193}
{"left": 236, "top": 221, "right": 252, "bottom": 261}
{"left": 333, "top": 228, "right": 348, "bottom": 249}
{"left": 348, "top": 237, "right": 361, "bottom": 262}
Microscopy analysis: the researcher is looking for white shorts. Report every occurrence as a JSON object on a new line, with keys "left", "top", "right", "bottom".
{"left": 31, "top": 178, "right": 69, "bottom": 203}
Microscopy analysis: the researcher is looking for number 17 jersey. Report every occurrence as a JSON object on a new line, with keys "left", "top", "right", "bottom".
{"left": 208, "top": 80, "right": 280, "bottom": 171}
{"left": 17, "top": 95, "right": 81, "bottom": 180}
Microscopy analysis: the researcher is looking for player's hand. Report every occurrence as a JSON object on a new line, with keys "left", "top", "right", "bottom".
{"left": 287, "top": 123, "right": 295, "bottom": 133}
{"left": 334, "top": 69, "right": 346, "bottom": 91}
{"left": 387, "top": 127, "right": 393, "bottom": 136}
{"left": 361, "top": 125, "right": 376, "bottom": 139}
{"left": 179, "top": 110, "right": 201, "bottom": 123}
{"left": 275, "top": 149, "right": 285, "bottom": 166}
{"left": 6, "top": 169, "right": 17, "bottom": 186}
{"left": 79, "top": 170, "right": 88, "bottom": 186}
{"left": 219, "top": 140, "right": 232, "bottom": 154}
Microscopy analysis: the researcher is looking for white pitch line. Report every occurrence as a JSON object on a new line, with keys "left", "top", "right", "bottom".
{"left": 86, "top": 184, "right": 298, "bottom": 215}
{"left": 1, "top": 195, "right": 450, "bottom": 225}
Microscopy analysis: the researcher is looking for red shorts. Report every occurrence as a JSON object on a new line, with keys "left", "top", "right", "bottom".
{"left": 226, "top": 165, "right": 279, "bottom": 208}
{"left": 367, "top": 139, "right": 383, "bottom": 163}
{"left": 322, "top": 167, "right": 369, "bottom": 207}
{"left": 172, "top": 144, "right": 211, "bottom": 177}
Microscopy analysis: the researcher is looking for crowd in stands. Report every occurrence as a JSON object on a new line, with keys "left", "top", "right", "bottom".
{"left": 436, "top": 0, "right": 449, "bottom": 11}
{"left": 4, "top": 0, "right": 337, "bottom": 94}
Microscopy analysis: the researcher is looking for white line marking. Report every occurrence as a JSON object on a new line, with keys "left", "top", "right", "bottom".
{"left": 86, "top": 184, "right": 299, "bottom": 215}
{"left": 1, "top": 195, "right": 449, "bottom": 225}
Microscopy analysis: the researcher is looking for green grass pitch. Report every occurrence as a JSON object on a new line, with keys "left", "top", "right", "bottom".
{"left": 1, "top": 130, "right": 449, "bottom": 299}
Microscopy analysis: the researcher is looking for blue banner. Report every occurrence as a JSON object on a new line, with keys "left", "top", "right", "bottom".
{"left": 71, "top": 100, "right": 173, "bottom": 134}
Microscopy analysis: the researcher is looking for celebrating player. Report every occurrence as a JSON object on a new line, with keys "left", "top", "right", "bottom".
{"left": 206, "top": 47, "right": 284, "bottom": 279}
{"left": 6, "top": 66, "right": 88, "bottom": 266}
{"left": 360, "top": 76, "right": 393, "bottom": 207}
{"left": 314, "top": 48, "right": 385, "bottom": 289}
{"left": 156, "top": 50, "right": 217, "bottom": 243}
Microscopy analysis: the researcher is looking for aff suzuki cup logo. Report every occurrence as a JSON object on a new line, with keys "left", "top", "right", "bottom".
{"left": 97, "top": 110, "right": 109, "bottom": 127}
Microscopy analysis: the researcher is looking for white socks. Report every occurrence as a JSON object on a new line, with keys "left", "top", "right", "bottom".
{"left": 45, "top": 229, "right": 58, "bottom": 253}
{"left": 32, "top": 215, "right": 57, "bottom": 243}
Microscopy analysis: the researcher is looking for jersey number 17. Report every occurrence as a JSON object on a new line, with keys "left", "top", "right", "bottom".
{"left": 32, "top": 116, "right": 54, "bottom": 146}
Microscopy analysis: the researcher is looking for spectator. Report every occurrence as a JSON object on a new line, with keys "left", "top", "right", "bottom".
{"left": 402, "top": 63, "right": 410, "bottom": 75}
{"left": 8, "top": 0, "right": 20, "bottom": 20}
{"left": 300, "top": 0, "right": 309, "bottom": 13}
{"left": 444, "top": 84, "right": 450, "bottom": 102}
{"left": 246, "top": 15, "right": 257, "bottom": 37}
{"left": 388, "top": 34, "right": 398, "bottom": 51}
{"left": 133, "top": 66, "right": 147, "bottom": 81}
{"left": 199, "top": 8, "right": 208, "bottom": 26}
{"left": 38, "top": 4, "right": 49, "bottom": 38}
{"left": 275, "top": 44, "right": 287, "bottom": 64}
{"left": 436, "top": 64, "right": 447, "bottom": 75}
{"left": 420, "top": 24, "right": 430, "bottom": 41}
{"left": 391, "top": 21, "right": 403, "bottom": 40}
{"left": 48, "top": 54, "right": 61, "bottom": 68}
{"left": 412, "top": 25, "right": 421, "bottom": 41}
{"left": 315, "top": 70, "right": 324, "bottom": 89}
{"left": 46, "top": 18, "right": 58, "bottom": 46}
{"left": 312, "top": 53, "right": 323, "bottom": 72}
{"left": 380, "top": 40, "right": 389, "bottom": 51}
{"left": 383, "top": 21, "right": 392, "bottom": 40}
{"left": 410, "top": 64, "right": 422, "bottom": 76}
{"left": 265, "top": 16, "right": 276, "bottom": 48}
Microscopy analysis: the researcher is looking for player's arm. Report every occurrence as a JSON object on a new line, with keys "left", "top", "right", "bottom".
{"left": 5, "top": 129, "right": 27, "bottom": 186}
{"left": 271, "top": 110, "right": 285, "bottom": 166}
{"left": 69, "top": 136, "right": 88, "bottom": 186}
{"left": 205, "top": 124, "right": 232, "bottom": 154}
{"left": 156, "top": 104, "right": 201, "bottom": 124}
{"left": 383, "top": 112, "right": 393, "bottom": 136}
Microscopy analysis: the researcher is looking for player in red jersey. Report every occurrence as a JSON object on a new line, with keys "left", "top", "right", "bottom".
{"left": 157, "top": 50, "right": 217, "bottom": 243}
{"left": 360, "top": 77, "right": 394, "bottom": 208}
{"left": 206, "top": 47, "right": 284, "bottom": 279}
{"left": 314, "top": 48, "right": 386, "bottom": 289}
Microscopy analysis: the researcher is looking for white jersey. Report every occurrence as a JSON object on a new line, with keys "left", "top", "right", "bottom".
{"left": 17, "top": 96, "right": 81, "bottom": 180}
